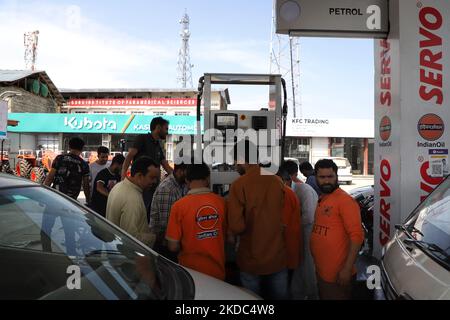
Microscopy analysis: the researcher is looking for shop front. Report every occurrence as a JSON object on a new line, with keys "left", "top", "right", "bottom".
{"left": 7, "top": 113, "right": 203, "bottom": 163}
{"left": 285, "top": 117, "right": 375, "bottom": 175}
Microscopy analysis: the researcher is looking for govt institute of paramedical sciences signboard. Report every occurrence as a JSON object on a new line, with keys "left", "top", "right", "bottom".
{"left": 276, "top": 0, "right": 389, "bottom": 38}
{"left": 7, "top": 113, "right": 204, "bottom": 135}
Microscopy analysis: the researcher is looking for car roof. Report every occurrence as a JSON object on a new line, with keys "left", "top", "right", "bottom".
{"left": 0, "top": 173, "right": 38, "bottom": 189}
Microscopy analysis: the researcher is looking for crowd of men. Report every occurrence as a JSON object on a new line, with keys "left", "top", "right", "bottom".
{"left": 43, "top": 116, "right": 364, "bottom": 300}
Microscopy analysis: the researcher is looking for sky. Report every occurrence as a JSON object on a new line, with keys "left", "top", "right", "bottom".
{"left": 0, "top": 0, "right": 374, "bottom": 120}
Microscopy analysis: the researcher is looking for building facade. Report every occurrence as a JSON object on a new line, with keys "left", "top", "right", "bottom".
{"left": 5, "top": 82, "right": 229, "bottom": 166}
{"left": 0, "top": 70, "right": 64, "bottom": 163}
{"left": 285, "top": 117, "right": 375, "bottom": 175}
{"left": 58, "top": 88, "right": 229, "bottom": 160}
{"left": 3, "top": 70, "right": 374, "bottom": 175}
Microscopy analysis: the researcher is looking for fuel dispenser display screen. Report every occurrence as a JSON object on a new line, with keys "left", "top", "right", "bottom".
{"left": 214, "top": 113, "right": 238, "bottom": 130}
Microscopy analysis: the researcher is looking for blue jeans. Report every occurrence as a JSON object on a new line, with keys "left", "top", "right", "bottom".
{"left": 240, "top": 269, "right": 289, "bottom": 300}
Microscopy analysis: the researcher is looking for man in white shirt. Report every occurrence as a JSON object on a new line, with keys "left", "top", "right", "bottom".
{"left": 89, "top": 146, "right": 110, "bottom": 200}
{"left": 282, "top": 160, "right": 319, "bottom": 299}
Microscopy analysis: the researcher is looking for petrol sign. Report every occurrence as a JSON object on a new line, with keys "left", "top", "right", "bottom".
{"left": 276, "top": 0, "right": 389, "bottom": 38}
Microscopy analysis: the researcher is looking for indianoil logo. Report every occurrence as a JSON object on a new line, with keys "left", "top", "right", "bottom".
{"left": 196, "top": 205, "right": 219, "bottom": 230}
{"left": 417, "top": 114, "right": 444, "bottom": 141}
{"left": 379, "top": 116, "right": 392, "bottom": 141}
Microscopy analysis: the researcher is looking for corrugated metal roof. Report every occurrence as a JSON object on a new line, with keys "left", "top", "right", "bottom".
{"left": 0, "top": 70, "right": 36, "bottom": 82}
{"left": 0, "top": 69, "right": 64, "bottom": 104}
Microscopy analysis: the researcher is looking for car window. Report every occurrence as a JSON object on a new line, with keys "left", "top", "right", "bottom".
{"left": 0, "top": 193, "right": 63, "bottom": 253}
{"left": 0, "top": 186, "right": 194, "bottom": 300}
{"left": 333, "top": 159, "right": 347, "bottom": 168}
{"left": 405, "top": 177, "right": 450, "bottom": 259}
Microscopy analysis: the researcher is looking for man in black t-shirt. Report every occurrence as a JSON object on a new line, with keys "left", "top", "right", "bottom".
{"left": 44, "top": 137, "right": 90, "bottom": 201}
{"left": 91, "top": 154, "right": 125, "bottom": 217}
{"left": 42, "top": 137, "right": 90, "bottom": 256}
{"left": 121, "top": 117, "right": 174, "bottom": 221}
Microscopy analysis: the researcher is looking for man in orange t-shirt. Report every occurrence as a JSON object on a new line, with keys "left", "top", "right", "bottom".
{"left": 166, "top": 163, "right": 226, "bottom": 280}
{"left": 310, "top": 159, "right": 364, "bottom": 300}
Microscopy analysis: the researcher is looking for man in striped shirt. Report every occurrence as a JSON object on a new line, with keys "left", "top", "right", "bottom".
{"left": 149, "top": 162, "right": 188, "bottom": 260}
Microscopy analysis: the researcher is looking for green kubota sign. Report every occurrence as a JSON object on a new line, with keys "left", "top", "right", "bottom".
{"left": 7, "top": 113, "right": 204, "bottom": 135}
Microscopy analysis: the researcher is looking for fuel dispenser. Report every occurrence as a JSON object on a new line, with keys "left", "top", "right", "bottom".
{"left": 194, "top": 73, "right": 288, "bottom": 195}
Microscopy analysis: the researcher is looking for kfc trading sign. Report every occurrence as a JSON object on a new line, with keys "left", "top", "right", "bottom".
{"left": 276, "top": 0, "right": 389, "bottom": 38}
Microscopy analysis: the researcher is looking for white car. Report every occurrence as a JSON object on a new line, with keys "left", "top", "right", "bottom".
{"left": 323, "top": 157, "right": 353, "bottom": 185}
{"left": 0, "top": 174, "right": 259, "bottom": 300}
{"left": 381, "top": 176, "right": 450, "bottom": 300}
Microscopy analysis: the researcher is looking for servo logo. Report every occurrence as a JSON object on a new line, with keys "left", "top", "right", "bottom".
{"left": 417, "top": 113, "right": 444, "bottom": 141}
{"left": 379, "top": 116, "right": 391, "bottom": 141}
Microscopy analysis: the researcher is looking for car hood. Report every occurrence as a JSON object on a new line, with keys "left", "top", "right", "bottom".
{"left": 185, "top": 268, "right": 261, "bottom": 300}
{"left": 349, "top": 185, "right": 374, "bottom": 197}
{"left": 383, "top": 232, "right": 450, "bottom": 299}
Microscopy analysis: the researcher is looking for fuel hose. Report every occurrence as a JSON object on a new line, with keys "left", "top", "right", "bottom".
{"left": 281, "top": 78, "right": 288, "bottom": 166}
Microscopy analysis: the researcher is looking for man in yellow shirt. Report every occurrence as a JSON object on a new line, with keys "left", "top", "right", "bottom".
{"left": 107, "top": 156, "right": 159, "bottom": 248}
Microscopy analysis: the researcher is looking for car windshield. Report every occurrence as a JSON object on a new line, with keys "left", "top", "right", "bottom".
{"left": 404, "top": 177, "right": 450, "bottom": 268}
{"left": 0, "top": 185, "right": 194, "bottom": 300}
{"left": 332, "top": 159, "right": 348, "bottom": 168}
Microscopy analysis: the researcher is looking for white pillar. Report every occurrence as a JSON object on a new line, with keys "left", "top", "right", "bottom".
{"left": 374, "top": 0, "right": 450, "bottom": 257}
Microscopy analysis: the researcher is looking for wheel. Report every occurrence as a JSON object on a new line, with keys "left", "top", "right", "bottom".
{"left": 1, "top": 162, "right": 14, "bottom": 175}
{"left": 37, "top": 167, "right": 46, "bottom": 183}
{"left": 16, "top": 160, "right": 32, "bottom": 178}
{"left": 30, "top": 167, "right": 46, "bottom": 183}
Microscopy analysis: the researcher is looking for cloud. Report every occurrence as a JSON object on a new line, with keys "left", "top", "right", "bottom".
{"left": 0, "top": 2, "right": 177, "bottom": 88}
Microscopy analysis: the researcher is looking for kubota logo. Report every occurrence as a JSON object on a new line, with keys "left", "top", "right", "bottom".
{"left": 379, "top": 116, "right": 391, "bottom": 141}
{"left": 417, "top": 113, "right": 444, "bottom": 141}
{"left": 64, "top": 117, "right": 117, "bottom": 131}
